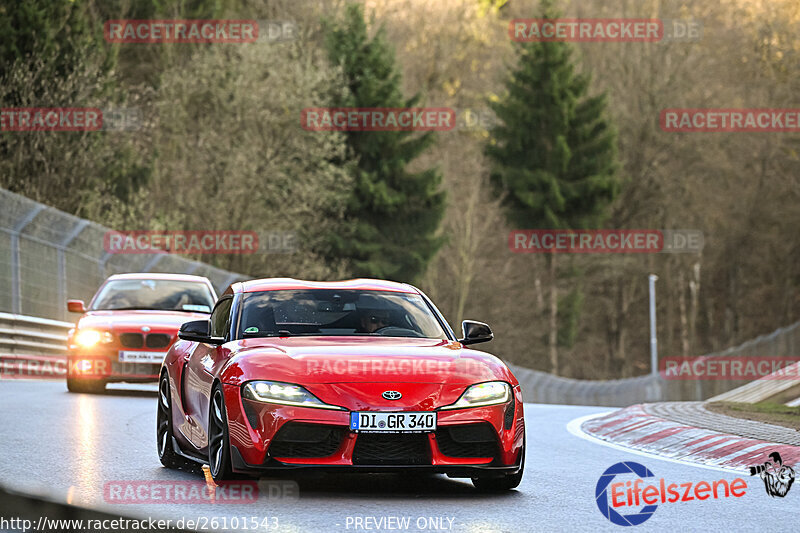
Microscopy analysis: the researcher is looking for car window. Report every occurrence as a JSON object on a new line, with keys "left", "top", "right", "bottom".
{"left": 91, "top": 279, "right": 214, "bottom": 312}
{"left": 210, "top": 298, "right": 233, "bottom": 339}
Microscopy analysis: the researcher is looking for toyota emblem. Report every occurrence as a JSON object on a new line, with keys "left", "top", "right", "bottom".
{"left": 382, "top": 390, "right": 402, "bottom": 400}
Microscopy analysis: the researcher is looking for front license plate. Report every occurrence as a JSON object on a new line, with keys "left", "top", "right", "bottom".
{"left": 350, "top": 412, "right": 436, "bottom": 433}
{"left": 118, "top": 351, "right": 164, "bottom": 364}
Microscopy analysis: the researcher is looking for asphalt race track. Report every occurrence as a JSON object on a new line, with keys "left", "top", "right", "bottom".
{"left": 1, "top": 380, "right": 798, "bottom": 532}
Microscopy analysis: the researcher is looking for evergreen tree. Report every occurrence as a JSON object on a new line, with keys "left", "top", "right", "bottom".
{"left": 323, "top": 3, "right": 445, "bottom": 283}
{"left": 486, "top": 0, "right": 620, "bottom": 374}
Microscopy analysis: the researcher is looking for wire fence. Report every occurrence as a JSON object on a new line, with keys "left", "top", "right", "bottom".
{"left": 0, "top": 188, "right": 246, "bottom": 321}
{"left": 2, "top": 186, "right": 798, "bottom": 405}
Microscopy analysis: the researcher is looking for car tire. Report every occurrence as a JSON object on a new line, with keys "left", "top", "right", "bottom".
{"left": 157, "top": 372, "right": 185, "bottom": 469}
{"left": 471, "top": 439, "right": 525, "bottom": 491}
{"left": 66, "top": 377, "right": 105, "bottom": 394}
{"left": 208, "top": 383, "right": 235, "bottom": 481}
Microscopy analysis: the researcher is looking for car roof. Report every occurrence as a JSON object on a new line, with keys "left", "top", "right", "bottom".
{"left": 105, "top": 272, "right": 212, "bottom": 283}
{"left": 233, "top": 278, "right": 418, "bottom": 295}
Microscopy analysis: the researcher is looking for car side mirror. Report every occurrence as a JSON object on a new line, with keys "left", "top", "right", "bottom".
{"left": 458, "top": 320, "right": 493, "bottom": 346}
{"left": 179, "top": 319, "right": 224, "bottom": 345}
{"left": 67, "top": 299, "right": 86, "bottom": 313}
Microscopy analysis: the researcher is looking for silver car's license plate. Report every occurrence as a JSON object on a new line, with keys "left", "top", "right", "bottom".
{"left": 350, "top": 411, "right": 436, "bottom": 433}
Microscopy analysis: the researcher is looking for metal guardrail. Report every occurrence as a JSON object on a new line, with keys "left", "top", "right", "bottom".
{"left": 0, "top": 311, "right": 71, "bottom": 356}
{"left": 0, "top": 312, "right": 72, "bottom": 379}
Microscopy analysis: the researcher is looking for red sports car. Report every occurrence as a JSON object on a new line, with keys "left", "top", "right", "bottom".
{"left": 158, "top": 278, "right": 525, "bottom": 490}
{"left": 66, "top": 273, "right": 217, "bottom": 393}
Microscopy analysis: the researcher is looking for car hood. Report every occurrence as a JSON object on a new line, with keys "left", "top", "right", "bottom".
{"left": 221, "top": 336, "right": 515, "bottom": 387}
{"left": 76, "top": 310, "right": 208, "bottom": 332}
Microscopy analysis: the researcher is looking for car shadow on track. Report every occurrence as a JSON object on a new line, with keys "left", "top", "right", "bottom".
{"left": 258, "top": 472, "right": 524, "bottom": 500}
{"left": 64, "top": 384, "right": 159, "bottom": 398}
{"left": 102, "top": 388, "right": 157, "bottom": 398}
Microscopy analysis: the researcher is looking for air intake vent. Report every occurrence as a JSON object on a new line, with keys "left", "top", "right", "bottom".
{"left": 268, "top": 423, "right": 345, "bottom": 458}
{"left": 352, "top": 434, "right": 430, "bottom": 465}
{"left": 436, "top": 423, "right": 498, "bottom": 459}
{"left": 146, "top": 333, "right": 171, "bottom": 348}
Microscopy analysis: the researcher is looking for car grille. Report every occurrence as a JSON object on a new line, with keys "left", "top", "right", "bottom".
{"left": 436, "top": 423, "right": 499, "bottom": 459}
{"left": 119, "top": 332, "right": 171, "bottom": 349}
{"left": 352, "top": 434, "right": 430, "bottom": 465}
{"left": 268, "top": 423, "right": 344, "bottom": 458}
{"left": 146, "top": 333, "right": 171, "bottom": 348}
{"left": 119, "top": 333, "right": 144, "bottom": 348}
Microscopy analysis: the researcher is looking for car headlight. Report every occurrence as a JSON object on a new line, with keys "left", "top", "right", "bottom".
{"left": 440, "top": 381, "right": 511, "bottom": 410}
{"left": 242, "top": 381, "right": 345, "bottom": 410}
{"left": 74, "top": 329, "right": 114, "bottom": 348}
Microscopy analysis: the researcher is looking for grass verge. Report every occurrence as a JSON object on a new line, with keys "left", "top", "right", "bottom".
{"left": 706, "top": 401, "right": 800, "bottom": 431}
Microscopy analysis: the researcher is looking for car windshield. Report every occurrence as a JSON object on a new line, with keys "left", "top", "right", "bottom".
{"left": 91, "top": 279, "right": 214, "bottom": 313}
{"left": 239, "top": 289, "right": 448, "bottom": 339}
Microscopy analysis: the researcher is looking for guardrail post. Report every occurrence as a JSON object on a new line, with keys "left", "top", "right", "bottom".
{"left": 57, "top": 220, "right": 89, "bottom": 320}
{"left": 10, "top": 205, "right": 45, "bottom": 314}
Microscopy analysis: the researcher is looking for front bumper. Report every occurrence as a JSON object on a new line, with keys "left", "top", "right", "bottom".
{"left": 222, "top": 383, "right": 525, "bottom": 477}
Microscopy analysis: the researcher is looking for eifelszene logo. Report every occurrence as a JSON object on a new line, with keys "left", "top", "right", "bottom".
{"left": 595, "top": 461, "right": 748, "bottom": 526}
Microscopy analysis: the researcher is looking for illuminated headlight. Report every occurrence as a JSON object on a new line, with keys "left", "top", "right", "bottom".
{"left": 440, "top": 381, "right": 511, "bottom": 410}
{"left": 243, "top": 381, "right": 345, "bottom": 410}
{"left": 74, "top": 329, "right": 114, "bottom": 348}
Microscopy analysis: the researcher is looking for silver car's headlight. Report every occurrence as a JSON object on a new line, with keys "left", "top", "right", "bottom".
{"left": 440, "top": 381, "right": 511, "bottom": 410}
{"left": 242, "top": 381, "right": 345, "bottom": 410}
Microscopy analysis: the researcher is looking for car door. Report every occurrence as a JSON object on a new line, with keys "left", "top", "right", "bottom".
{"left": 183, "top": 296, "right": 233, "bottom": 449}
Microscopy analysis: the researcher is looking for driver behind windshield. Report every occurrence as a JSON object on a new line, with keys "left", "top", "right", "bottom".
{"left": 357, "top": 308, "right": 392, "bottom": 334}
